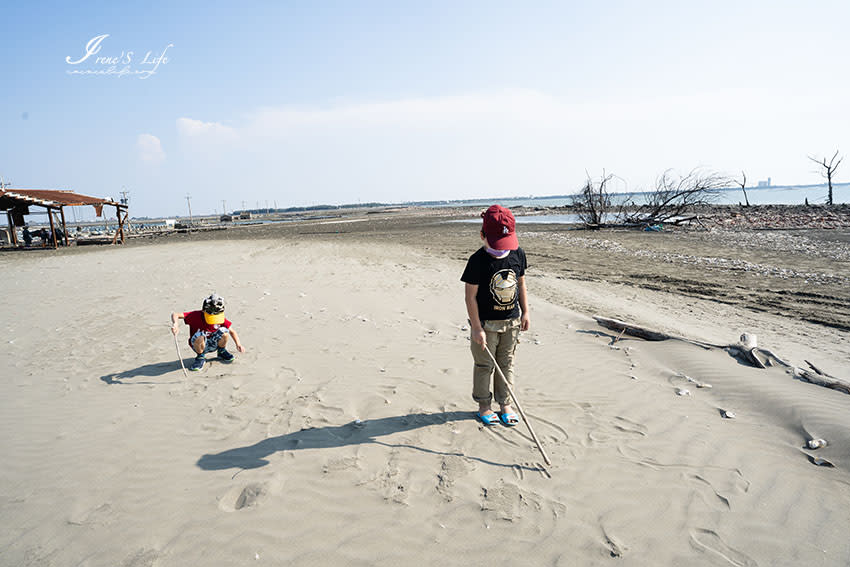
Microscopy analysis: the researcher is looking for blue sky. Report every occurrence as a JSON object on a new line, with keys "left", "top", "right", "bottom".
{"left": 2, "top": 1, "right": 848, "bottom": 218}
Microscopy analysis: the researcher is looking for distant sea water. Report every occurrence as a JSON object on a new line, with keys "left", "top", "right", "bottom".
{"left": 440, "top": 183, "right": 849, "bottom": 224}
{"left": 432, "top": 183, "right": 849, "bottom": 210}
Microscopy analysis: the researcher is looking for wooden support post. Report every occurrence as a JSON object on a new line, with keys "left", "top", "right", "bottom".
{"left": 59, "top": 207, "right": 69, "bottom": 246}
{"left": 119, "top": 206, "right": 127, "bottom": 243}
{"left": 6, "top": 211, "right": 18, "bottom": 246}
{"left": 111, "top": 205, "right": 127, "bottom": 244}
{"left": 47, "top": 207, "right": 58, "bottom": 249}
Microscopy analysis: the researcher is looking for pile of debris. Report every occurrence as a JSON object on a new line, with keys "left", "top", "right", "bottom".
{"left": 704, "top": 204, "right": 850, "bottom": 230}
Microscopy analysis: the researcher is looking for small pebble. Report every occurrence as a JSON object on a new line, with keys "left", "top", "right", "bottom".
{"left": 721, "top": 410, "right": 736, "bottom": 419}
{"left": 811, "top": 457, "right": 834, "bottom": 467}
{"left": 807, "top": 438, "right": 827, "bottom": 450}
{"left": 676, "top": 388, "right": 691, "bottom": 396}
{"left": 696, "top": 383, "right": 712, "bottom": 389}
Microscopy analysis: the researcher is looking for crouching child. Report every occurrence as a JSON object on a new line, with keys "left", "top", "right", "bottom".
{"left": 171, "top": 293, "right": 246, "bottom": 371}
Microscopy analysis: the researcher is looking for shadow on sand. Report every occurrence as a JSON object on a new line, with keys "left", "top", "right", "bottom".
{"left": 100, "top": 361, "right": 182, "bottom": 385}
{"left": 197, "top": 410, "right": 543, "bottom": 472}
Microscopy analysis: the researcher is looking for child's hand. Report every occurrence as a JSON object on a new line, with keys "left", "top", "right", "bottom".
{"left": 236, "top": 345, "right": 246, "bottom": 353}
{"left": 471, "top": 328, "right": 486, "bottom": 348}
{"left": 171, "top": 324, "right": 179, "bottom": 335}
{"left": 520, "top": 313, "right": 530, "bottom": 331}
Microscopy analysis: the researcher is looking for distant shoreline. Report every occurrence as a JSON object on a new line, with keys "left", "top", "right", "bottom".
{"left": 117, "top": 182, "right": 850, "bottom": 221}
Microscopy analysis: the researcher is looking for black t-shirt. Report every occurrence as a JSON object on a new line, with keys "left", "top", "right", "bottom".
{"left": 461, "top": 247, "right": 527, "bottom": 322}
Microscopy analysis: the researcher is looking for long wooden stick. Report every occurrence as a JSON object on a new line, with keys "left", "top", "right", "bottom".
{"left": 483, "top": 345, "right": 552, "bottom": 466}
{"left": 173, "top": 332, "right": 189, "bottom": 377}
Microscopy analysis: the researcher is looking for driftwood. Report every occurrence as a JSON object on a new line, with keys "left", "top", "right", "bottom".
{"left": 592, "top": 317, "right": 718, "bottom": 349}
{"left": 592, "top": 316, "right": 850, "bottom": 396}
{"left": 793, "top": 367, "right": 850, "bottom": 395}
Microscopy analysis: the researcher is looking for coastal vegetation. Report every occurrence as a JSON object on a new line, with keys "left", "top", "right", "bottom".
{"left": 572, "top": 168, "right": 731, "bottom": 228}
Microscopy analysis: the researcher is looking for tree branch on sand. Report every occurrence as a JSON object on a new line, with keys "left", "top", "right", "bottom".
{"left": 808, "top": 150, "right": 843, "bottom": 206}
{"left": 622, "top": 169, "right": 731, "bottom": 225}
{"left": 592, "top": 316, "right": 850, "bottom": 395}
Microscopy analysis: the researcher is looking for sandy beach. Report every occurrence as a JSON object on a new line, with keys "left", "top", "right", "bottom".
{"left": 1, "top": 207, "right": 849, "bottom": 566}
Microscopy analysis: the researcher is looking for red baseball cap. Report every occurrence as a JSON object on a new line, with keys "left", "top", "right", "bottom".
{"left": 481, "top": 205, "right": 518, "bottom": 250}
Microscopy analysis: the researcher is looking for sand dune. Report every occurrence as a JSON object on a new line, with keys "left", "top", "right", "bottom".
{"left": 1, "top": 237, "right": 849, "bottom": 566}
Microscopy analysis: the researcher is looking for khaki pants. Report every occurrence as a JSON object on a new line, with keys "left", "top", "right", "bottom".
{"left": 471, "top": 318, "right": 520, "bottom": 406}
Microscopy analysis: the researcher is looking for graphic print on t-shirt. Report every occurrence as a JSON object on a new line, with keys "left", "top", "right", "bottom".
{"left": 489, "top": 269, "right": 518, "bottom": 307}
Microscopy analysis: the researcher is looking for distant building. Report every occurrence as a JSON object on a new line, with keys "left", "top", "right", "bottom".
{"left": 757, "top": 177, "right": 772, "bottom": 187}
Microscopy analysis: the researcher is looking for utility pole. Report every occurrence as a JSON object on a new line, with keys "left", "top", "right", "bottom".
{"left": 185, "top": 194, "right": 193, "bottom": 223}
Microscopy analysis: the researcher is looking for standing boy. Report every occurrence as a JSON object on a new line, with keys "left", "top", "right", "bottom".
{"left": 171, "top": 293, "right": 246, "bottom": 371}
{"left": 461, "top": 205, "right": 530, "bottom": 426}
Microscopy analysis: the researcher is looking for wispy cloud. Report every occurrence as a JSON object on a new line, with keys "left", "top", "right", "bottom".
{"left": 176, "top": 117, "right": 238, "bottom": 140}
{"left": 176, "top": 87, "right": 825, "bottom": 142}
{"left": 168, "top": 88, "right": 847, "bottom": 205}
{"left": 137, "top": 133, "right": 165, "bottom": 165}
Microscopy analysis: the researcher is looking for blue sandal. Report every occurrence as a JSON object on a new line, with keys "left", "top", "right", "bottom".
{"left": 477, "top": 412, "right": 499, "bottom": 426}
{"left": 499, "top": 412, "right": 520, "bottom": 427}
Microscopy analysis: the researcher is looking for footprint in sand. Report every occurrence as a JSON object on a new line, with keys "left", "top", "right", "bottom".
{"left": 219, "top": 482, "right": 268, "bottom": 512}
{"left": 364, "top": 449, "right": 409, "bottom": 505}
{"left": 600, "top": 524, "right": 627, "bottom": 558}
{"left": 480, "top": 480, "right": 542, "bottom": 521}
{"left": 323, "top": 455, "right": 361, "bottom": 474}
{"left": 690, "top": 474, "right": 733, "bottom": 511}
{"left": 510, "top": 461, "right": 551, "bottom": 480}
{"left": 436, "top": 455, "right": 473, "bottom": 502}
{"left": 67, "top": 502, "right": 115, "bottom": 526}
{"left": 122, "top": 548, "right": 161, "bottom": 567}
{"left": 690, "top": 528, "right": 757, "bottom": 567}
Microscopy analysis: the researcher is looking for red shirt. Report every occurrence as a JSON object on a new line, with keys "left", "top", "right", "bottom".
{"left": 182, "top": 310, "right": 232, "bottom": 337}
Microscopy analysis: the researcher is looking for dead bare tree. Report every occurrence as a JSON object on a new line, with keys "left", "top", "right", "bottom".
{"left": 572, "top": 171, "right": 614, "bottom": 227}
{"left": 623, "top": 169, "right": 731, "bottom": 225}
{"left": 736, "top": 171, "right": 750, "bottom": 207}
{"left": 808, "top": 150, "right": 843, "bottom": 206}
